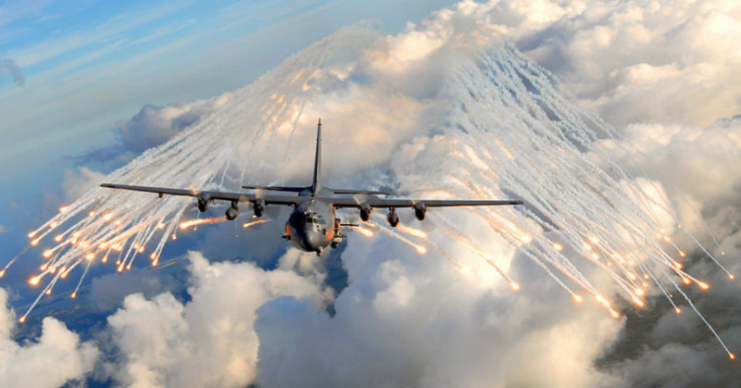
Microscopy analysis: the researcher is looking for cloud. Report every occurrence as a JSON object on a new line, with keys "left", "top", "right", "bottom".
{"left": 14, "top": 1, "right": 741, "bottom": 387}
{"left": 0, "top": 58, "right": 24, "bottom": 86}
{"left": 106, "top": 251, "right": 331, "bottom": 388}
{"left": 0, "top": 225, "right": 7, "bottom": 235}
{"left": 479, "top": 0, "right": 741, "bottom": 127}
{"left": 59, "top": 166, "right": 106, "bottom": 203}
{"left": 0, "top": 287, "right": 99, "bottom": 387}
{"left": 256, "top": 247, "right": 626, "bottom": 388}
{"left": 116, "top": 94, "right": 230, "bottom": 154}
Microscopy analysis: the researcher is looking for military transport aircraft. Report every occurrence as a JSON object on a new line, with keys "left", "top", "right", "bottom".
{"left": 101, "top": 119, "right": 524, "bottom": 255}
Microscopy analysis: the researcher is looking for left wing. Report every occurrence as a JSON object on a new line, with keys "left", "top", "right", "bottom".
{"left": 100, "top": 183, "right": 304, "bottom": 206}
{"left": 325, "top": 197, "right": 524, "bottom": 209}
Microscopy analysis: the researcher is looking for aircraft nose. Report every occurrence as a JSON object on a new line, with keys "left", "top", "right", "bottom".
{"left": 306, "top": 232, "right": 321, "bottom": 247}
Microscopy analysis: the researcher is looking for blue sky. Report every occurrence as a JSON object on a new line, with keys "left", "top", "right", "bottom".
{"left": 0, "top": 0, "right": 460, "bottom": 256}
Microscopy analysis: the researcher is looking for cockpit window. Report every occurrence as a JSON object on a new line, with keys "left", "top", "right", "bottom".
{"left": 302, "top": 213, "right": 326, "bottom": 232}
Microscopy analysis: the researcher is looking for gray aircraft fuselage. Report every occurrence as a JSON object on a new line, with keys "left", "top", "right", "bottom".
{"left": 284, "top": 189, "right": 336, "bottom": 253}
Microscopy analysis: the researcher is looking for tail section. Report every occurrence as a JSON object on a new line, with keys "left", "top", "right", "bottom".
{"left": 311, "top": 118, "right": 322, "bottom": 196}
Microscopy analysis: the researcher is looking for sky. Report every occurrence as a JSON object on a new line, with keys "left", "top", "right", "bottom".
{"left": 2, "top": 0, "right": 741, "bottom": 387}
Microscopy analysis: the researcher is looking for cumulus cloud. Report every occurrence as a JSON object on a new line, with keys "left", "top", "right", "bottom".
{"left": 406, "top": 0, "right": 741, "bottom": 127}
{"left": 106, "top": 251, "right": 331, "bottom": 388}
{"left": 0, "top": 288, "right": 99, "bottom": 387}
{"left": 256, "top": 245, "right": 626, "bottom": 388}
{"left": 60, "top": 166, "right": 107, "bottom": 203}
{"left": 23, "top": 1, "right": 741, "bottom": 387}
{"left": 116, "top": 94, "right": 230, "bottom": 154}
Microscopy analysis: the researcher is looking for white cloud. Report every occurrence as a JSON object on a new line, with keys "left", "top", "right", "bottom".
{"left": 481, "top": 0, "right": 741, "bottom": 127}
{"left": 60, "top": 166, "right": 106, "bottom": 203}
{"left": 107, "top": 251, "right": 331, "bottom": 388}
{"left": 0, "top": 288, "right": 99, "bottom": 388}
{"left": 116, "top": 93, "right": 230, "bottom": 154}
{"left": 14, "top": 1, "right": 741, "bottom": 387}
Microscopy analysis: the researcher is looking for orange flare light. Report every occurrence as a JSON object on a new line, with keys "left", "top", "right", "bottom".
{"left": 609, "top": 308, "right": 620, "bottom": 319}
{"left": 71, "top": 292, "right": 77, "bottom": 299}
{"left": 510, "top": 282, "right": 520, "bottom": 291}
{"left": 19, "top": 316, "right": 26, "bottom": 323}
{"left": 354, "top": 227, "right": 374, "bottom": 237}
{"left": 180, "top": 217, "right": 225, "bottom": 230}
{"left": 632, "top": 296, "right": 645, "bottom": 308}
{"left": 43, "top": 250, "right": 53, "bottom": 258}
{"left": 682, "top": 277, "right": 691, "bottom": 285}
{"left": 416, "top": 245, "right": 427, "bottom": 254}
{"left": 89, "top": 211, "right": 96, "bottom": 217}
{"left": 29, "top": 276, "right": 41, "bottom": 286}
{"left": 0, "top": 270, "right": 5, "bottom": 278}
{"left": 399, "top": 225, "right": 427, "bottom": 239}
{"left": 243, "top": 219, "right": 270, "bottom": 229}
{"left": 28, "top": 231, "right": 37, "bottom": 238}
{"left": 574, "top": 294, "right": 583, "bottom": 303}
{"left": 673, "top": 261, "right": 683, "bottom": 270}
{"left": 730, "top": 353, "right": 735, "bottom": 360}
{"left": 553, "top": 243, "right": 563, "bottom": 252}
{"left": 31, "top": 238, "right": 41, "bottom": 246}
{"left": 50, "top": 221, "right": 58, "bottom": 229}
{"left": 730, "top": 274, "right": 735, "bottom": 280}
{"left": 589, "top": 236, "right": 600, "bottom": 244}
{"left": 55, "top": 235, "right": 63, "bottom": 242}
{"left": 698, "top": 282, "right": 709, "bottom": 290}
{"left": 675, "top": 307, "right": 682, "bottom": 314}
{"left": 59, "top": 206, "right": 68, "bottom": 213}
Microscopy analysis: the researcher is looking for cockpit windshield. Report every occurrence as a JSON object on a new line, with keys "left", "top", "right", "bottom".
{"left": 303, "top": 212, "right": 326, "bottom": 231}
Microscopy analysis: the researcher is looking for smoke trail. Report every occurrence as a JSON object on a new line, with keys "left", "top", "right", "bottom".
{"left": 1, "top": 58, "right": 25, "bottom": 86}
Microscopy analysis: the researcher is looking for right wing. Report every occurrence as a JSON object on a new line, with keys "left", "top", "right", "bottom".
{"left": 100, "top": 183, "right": 304, "bottom": 206}
{"left": 326, "top": 197, "right": 523, "bottom": 209}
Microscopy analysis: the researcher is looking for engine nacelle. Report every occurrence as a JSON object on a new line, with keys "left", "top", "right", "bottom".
{"left": 414, "top": 202, "right": 427, "bottom": 221}
{"left": 387, "top": 209, "right": 400, "bottom": 228}
{"left": 360, "top": 204, "right": 372, "bottom": 221}
{"left": 253, "top": 199, "right": 265, "bottom": 218}
{"left": 225, "top": 204, "right": 239, "bottom": 220}
{"left": 197, "top": 194, "right": 211, "bottom": 212}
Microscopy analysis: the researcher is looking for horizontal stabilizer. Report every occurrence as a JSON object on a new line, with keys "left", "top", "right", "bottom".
{"left": 241, "top": 185, "right": 308, "bottom": 192}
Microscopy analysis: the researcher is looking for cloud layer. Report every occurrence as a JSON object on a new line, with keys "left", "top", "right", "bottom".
{"left": 106, "top": 251, "right": 330, "bottom": 388}
{"left": 4, "top": 1, "right": 741, "bottom": 387}
{"left": 0, "top": 288, "right": 98, "bottom": 388}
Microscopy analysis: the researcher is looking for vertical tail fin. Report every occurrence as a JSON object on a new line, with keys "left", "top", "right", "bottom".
{"left": 311, "top": 118, "right": 322, "bottom": 195}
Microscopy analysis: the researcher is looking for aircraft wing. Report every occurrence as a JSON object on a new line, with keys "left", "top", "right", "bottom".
{"left": 326, "top": 197, "right": 524, "bottom": 208}
{"left": 100, "top": 183, "right": 304, "bottom": 206}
